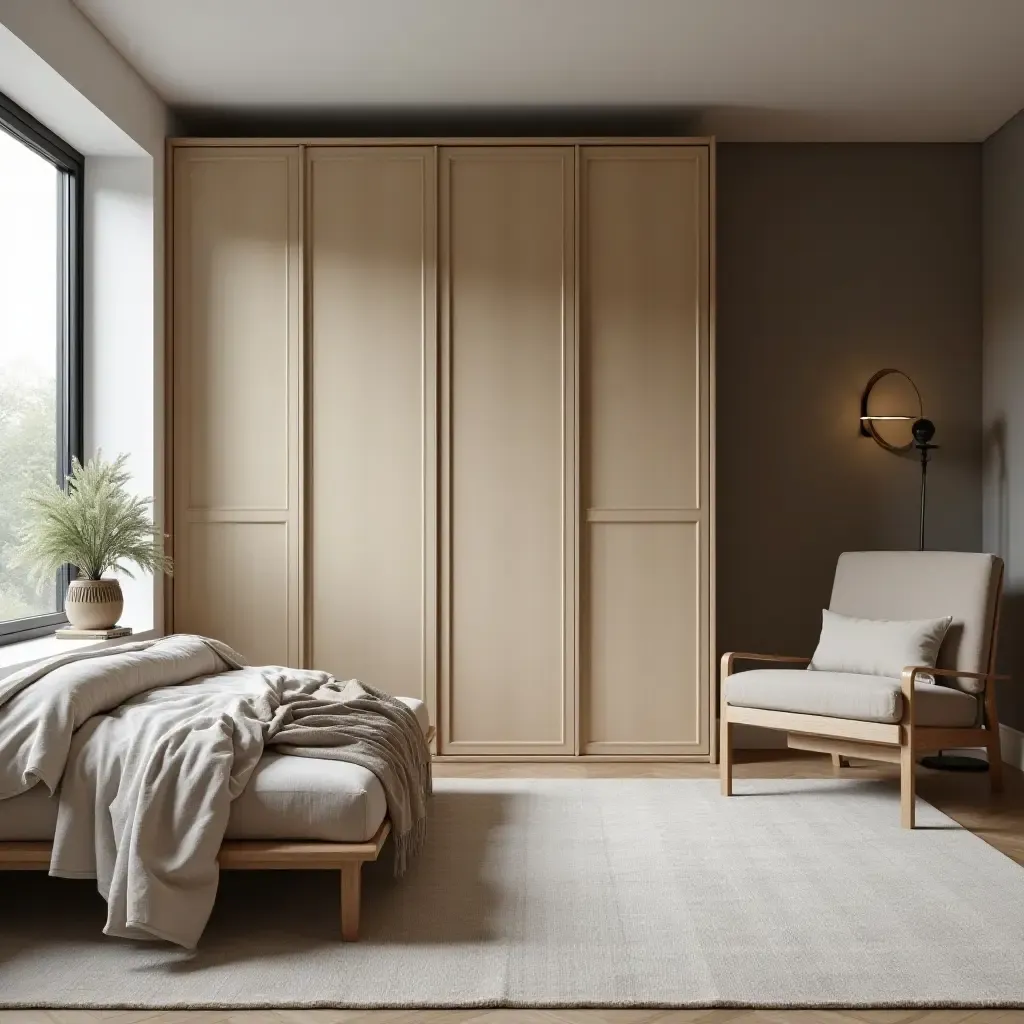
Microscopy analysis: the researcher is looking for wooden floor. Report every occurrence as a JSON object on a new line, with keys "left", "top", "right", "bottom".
{"left": 4, "top": 1009, "right": 1024, "bottom": 1024}
{"left": 5, "top": 751, "right": 1024, "bottom": 1024}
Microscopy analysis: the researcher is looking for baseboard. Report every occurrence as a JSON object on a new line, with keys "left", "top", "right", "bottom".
{"left": 999, "top": 723, "right": 1024, "bottom": 771}
{"left": 735, "top": 722, "right": 1024, "bottom": 769}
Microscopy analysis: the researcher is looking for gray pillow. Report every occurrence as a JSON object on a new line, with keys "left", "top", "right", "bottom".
{"left": 808, "top": 609, "right": 951, "bottom": 683}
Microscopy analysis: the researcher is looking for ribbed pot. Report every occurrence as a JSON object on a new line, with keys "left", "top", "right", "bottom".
{"left": 65, "top": 578, "right": 123, "bottom": 631}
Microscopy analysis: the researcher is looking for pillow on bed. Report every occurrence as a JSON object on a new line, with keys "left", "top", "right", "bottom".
{"left": 808, "top": 609, "right": 951, "bottom": 683}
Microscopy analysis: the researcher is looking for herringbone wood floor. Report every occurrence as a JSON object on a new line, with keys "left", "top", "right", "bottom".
{"left": 4, "top": 1008, "right": 1024, "bottom": 1022}
{"left": 5, "top": 751, "right": 1024, "bottom": 1024}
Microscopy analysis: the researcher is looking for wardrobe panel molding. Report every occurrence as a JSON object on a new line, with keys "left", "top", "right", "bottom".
{"left": 580, "top": 145, "right": 712, "bottom": 757}
{"left": 581, "top": 146, "right": 705, "bottom": 511}
{"left": 438, "top": 146, "right": 577, "bottom": 756}
{"left": 585, "top": 521, "right": 705, "bottom": 753}
{"left": 170, "top": 147, "right": 302, "bottom": 667}
{"left": 306, "top": 146, "right": 436, "bottom": 719}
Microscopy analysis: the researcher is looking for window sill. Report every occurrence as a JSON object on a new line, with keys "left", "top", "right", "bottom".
{"left": 0, "top": 625, "right": 159, "bottom": 681}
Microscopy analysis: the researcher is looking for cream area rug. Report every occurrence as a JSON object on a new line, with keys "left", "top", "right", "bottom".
{"left": 1, "top": 778, "right": 1024, "bottom": 1009}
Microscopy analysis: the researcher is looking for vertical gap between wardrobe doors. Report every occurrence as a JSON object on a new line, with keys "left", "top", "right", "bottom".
{"left": 707, "top": 139, "right": 718, "bottom": 763}
{"left": 163, "top": 140, "right": 176, "bottom": 636}
{"left": 438, "top": 148, "right": 453, "bottom": 755}
{"left": 572, "top": 144, "right": 582, "bottom": 757}
{"left": 299, "top": 144, "right": 311, "bottom": 669}
{"left": 424, "top": 145, "right": 440, "bottom": 752}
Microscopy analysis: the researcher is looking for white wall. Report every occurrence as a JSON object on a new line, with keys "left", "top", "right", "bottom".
{"left": 84, "top": 157, "right": 157, "bottom": 630}
{"left": 0, "top": 0, "right": 167, "bottom": 155}
{"left": 0, "top": 0, "right": 171, "bottom": 632}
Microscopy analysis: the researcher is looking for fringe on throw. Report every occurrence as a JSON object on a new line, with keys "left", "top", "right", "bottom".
{"left": 392, "top": 731, "right": 433, "bottom": 877}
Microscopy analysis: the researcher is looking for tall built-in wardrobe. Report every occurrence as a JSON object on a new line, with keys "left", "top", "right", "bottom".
{"left": 169, "top": 138, "right": 715, "bottom": 760}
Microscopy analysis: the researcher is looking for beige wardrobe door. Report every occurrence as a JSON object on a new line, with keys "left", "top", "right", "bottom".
{"left": 171, "top": 147, "right": 302, "bottom": 666}
{"left": 307, "top": 147, "right": 436, "bottom": 717}
{"left": 580, "top": 146, "right": 711, "bottom": 757}
{"left": 439, "top": 147, "right": 576, "bottom": 755}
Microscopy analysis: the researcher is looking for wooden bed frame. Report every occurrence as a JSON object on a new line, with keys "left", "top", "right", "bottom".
{"left": 0, "top": 726, "right": 435, "bottom": 942}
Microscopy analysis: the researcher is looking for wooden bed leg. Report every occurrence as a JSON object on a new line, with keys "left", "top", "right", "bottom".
{"left": 831, "top": 753, "right": 849, "bottom": 770}
{"left": 341, "top": 863, "right": 362, "bottom": 941}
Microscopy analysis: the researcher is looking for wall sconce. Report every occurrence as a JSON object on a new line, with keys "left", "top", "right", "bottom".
{"left": 859, "top": 368, "right": 937, "bottom": 552}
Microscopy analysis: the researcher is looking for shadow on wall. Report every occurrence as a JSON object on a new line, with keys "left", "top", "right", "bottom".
{"left": 998, "top": 593, "right": 1024, "bottom": 729}
{"left": 175, "top": 105, "right": 701, "bottom": 139}
{"left": 984, "top": 416, "right": 1024, "bottom": 730}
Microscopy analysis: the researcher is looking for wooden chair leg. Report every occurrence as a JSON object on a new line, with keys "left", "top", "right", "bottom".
{"left": 341, "top": 863, "right": 362, "bottom": 941}
{"left": 900, "top": 734, "right": 916, "bottom": 829}
{"left": 985, "top": 689, "right": 1004, "bottom": 795}
{"left": 720, "top": 714, "right": 733, "bottom": 796}
{"left": 987, "top": 729, "right": 1004, "bottom": 795}
{"left": 831, "top": 753, "right": 849, "bottom": 770}
{"left": 899, "top": 672, "right": 917, "bottom": 829}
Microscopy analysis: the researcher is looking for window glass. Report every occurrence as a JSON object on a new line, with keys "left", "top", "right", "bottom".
{"left": 0, "top": 127, "right": 60, "bottom": 621}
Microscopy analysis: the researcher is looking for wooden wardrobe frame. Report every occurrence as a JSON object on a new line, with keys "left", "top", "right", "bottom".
{"left": 0, "top": 725, "right": 435, "bottom": 942}
{"left": 163, "top": 135, "right": 718, "bottom": 764}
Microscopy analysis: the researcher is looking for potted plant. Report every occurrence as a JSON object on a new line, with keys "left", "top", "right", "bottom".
{"left": 17, "top": 452, "right": 172, "bottom": 631}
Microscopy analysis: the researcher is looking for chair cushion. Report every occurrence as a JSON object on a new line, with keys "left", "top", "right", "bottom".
{"left": 0, "top": 696, "right": 430, "bottom": 843}
{"left": 725, "top": 669, "right": 978, "bottom": 726}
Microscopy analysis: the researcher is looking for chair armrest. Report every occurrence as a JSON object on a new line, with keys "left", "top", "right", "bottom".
{"left": 721, "top": 651, "right": 811, "bottom": 679}
{"left": 898, "top": 665, "right": 1011, "bottom": 726}
{"left": 900, "top": 665, "right": 1009, "bottom": 689}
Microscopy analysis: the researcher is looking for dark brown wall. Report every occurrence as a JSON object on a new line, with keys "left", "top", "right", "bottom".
{"left": 983, "top": 110, "right": 1024, "bottom": 733}
{"left": 717, "top": 144, "right": 983, "bottom": 666}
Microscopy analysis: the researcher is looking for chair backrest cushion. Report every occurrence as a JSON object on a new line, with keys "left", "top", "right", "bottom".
{"left": 828, "top": 551, "right": 1003, "bottom": 691}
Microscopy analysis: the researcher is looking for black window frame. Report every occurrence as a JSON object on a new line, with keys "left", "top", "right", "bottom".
{"left": 0, "top": 90, "right": 84, "bottom": 645}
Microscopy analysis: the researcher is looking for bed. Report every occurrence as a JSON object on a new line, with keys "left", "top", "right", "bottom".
{"left": 0, "top": 641, "right": 433, "bottom": 943}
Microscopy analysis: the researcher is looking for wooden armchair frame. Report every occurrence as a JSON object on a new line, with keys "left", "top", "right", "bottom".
{"left": 719, "top": 652, "right": 1007, "bottom": 829}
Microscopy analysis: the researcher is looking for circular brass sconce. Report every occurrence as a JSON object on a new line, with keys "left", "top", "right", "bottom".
{"left": 859, "top": 367, "right": 923, "bottom": 453}
{"left": 858, "top": 368, "right": 937, "bottom": 552}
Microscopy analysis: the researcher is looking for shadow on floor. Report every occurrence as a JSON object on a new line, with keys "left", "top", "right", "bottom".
{"left": 0, "top": 787, "right": 523, "bottom": 969}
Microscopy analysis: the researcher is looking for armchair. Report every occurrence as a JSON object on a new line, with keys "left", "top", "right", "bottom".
{"left": 720, "top": 551, "right": 1006, "bottom": 828}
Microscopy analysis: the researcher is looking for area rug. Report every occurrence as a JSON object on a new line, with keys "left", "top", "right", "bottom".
{"left": 1, "top": 777, "right": 1023, "bottom": 1009}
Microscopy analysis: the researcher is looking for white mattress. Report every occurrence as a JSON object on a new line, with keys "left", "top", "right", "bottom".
{"left": 0, "top": 696, "right": 429, "bottom": 845}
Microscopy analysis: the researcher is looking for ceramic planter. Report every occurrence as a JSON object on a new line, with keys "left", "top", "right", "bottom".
{"left": 65, "top": 578, "right": 123, "bottom": 630}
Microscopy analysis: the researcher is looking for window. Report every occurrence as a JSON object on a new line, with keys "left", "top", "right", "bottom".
{"left": 0, "top": 91, "right": 83, "bottom": 644}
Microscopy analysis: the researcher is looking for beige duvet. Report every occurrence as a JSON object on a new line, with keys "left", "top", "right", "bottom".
{"left": 0, "top": 635, "right": 430, "bottom": 949}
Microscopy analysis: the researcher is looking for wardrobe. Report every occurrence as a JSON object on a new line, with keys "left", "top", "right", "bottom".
{"left": 169, "top": 138, "right": 714, "bottom": 760}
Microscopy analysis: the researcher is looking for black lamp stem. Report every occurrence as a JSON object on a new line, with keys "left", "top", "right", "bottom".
{"left": 910, "top": 417, "right": 936, "bottom": 553}
{"left": 918, "top": 447, "right": 928, "bottom": 552}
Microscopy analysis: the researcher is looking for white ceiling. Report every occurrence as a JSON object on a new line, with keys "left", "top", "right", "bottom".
{"left": 71, "top": 0, "right": 1024, "bottom": 141}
